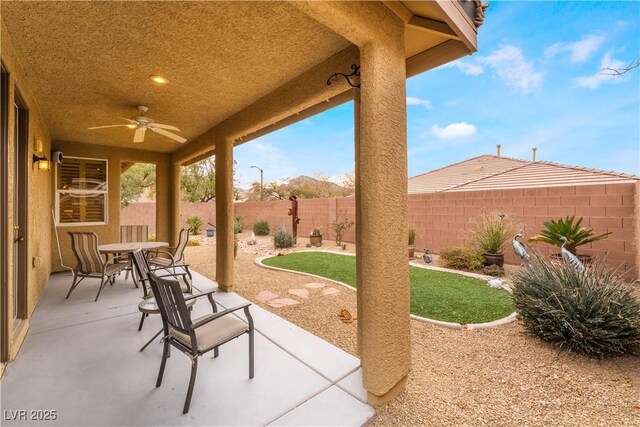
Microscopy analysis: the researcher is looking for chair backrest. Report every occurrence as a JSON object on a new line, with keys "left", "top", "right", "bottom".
{"left": 120, "top": 225, "right": 149, "bottom": 243}
{"left": 174, "top": 228, "right": 190, "bottom": 262}
{"left": 130, "top": 249, "right": 153, "bottom": 298}
{"left": 68, "top": 232, "right": 103, "bottom": 274}
{"left": 148, "top": 273, "right": 193, "bottom": 337}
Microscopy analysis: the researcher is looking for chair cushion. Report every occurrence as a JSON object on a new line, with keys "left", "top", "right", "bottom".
{"left": 169, "top": 315, "right": 248, "bottom": 353}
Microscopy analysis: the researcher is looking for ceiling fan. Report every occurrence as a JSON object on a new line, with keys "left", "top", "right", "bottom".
{"left": 88, "top": 105, "right": 186, "bottom": 144}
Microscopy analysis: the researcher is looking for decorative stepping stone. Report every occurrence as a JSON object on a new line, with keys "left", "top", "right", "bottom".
{"left": 304, "top": 282, "right": 326, "bottom": 289}
{"left": 267, "top": 298, "right": 300, "bottom": 308}
{"left": 323, "top": 288, "right": 340, "bottom": 296}
{"left": 288, "top": 289, "right": 309, "bottom": 299}
{"left": 257, "top": 290, "right": 279, "bottom": 303}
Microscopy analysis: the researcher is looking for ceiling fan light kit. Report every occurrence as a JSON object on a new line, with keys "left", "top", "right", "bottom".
{"left": 88, "top": 105, "right": 186, "bottom": 144}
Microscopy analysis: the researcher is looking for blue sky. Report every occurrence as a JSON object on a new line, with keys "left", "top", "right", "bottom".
{"left": 234, "top": 1, "right": 640, "bottom": 187}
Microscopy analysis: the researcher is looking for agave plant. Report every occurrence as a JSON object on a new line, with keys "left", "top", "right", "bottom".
{"left": 528, "top": 216, "right": 611, "bottom": 255}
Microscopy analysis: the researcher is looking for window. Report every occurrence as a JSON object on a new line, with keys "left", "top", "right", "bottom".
{"left": 56, "top": 157, "right": 108, "bottom": 225}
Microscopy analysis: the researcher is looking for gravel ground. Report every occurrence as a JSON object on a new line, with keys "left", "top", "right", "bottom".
{"left": 186, "top": 233, "right": 640, "bottom": 427}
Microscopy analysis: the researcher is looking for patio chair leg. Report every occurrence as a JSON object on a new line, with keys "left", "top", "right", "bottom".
{"left": 249, "top": 329, "right": 254, "bottom": 379}
{"left": 95, "top": 277, "right": 108, "bottom": 302}
{"left": 183, "top": 359, "right": 198, "bottom": 415}
{"left": 138, "top": 313, "right": 146, "bottom": 331}
{"left": 140, "top": 328, "right": 163, "bottom": 352}
{"left": 213, "top": 347, "right": 219, "bottom": 358}
{"left": 65, "top": 271, "right": 80, "bottom": 299}
{"left": 156, "top": 339, "right": 169, "bottom": 387}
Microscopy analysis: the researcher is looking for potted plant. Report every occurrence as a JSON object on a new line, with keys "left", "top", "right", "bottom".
{"left": 528, "top": 216, "right": 611, "bottom": 264}
{"left": 472, "top": 212, "right": 513, "bottom": 267}
{"left": 408, "top": 228, "right": 417, "bottom": 258}
{"left": 309, "top": 227, "right": 322, "bottom": 246}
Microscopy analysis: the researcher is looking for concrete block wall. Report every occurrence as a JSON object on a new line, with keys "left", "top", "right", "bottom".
{"left": 120, "top": 183, "right": 638, "bottom": 279}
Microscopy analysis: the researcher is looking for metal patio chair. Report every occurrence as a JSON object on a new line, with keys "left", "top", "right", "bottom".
{"left": 67, "top": 232, "right": 128, "bottom": 302}
{"left": 148, "top": 227, "right": 192, "bottom": 281}
{"left": 120, "top": 225, "right": 149, "bottom": 281}
{"left": 148, "top": 272, "right": 254, "bottom": 414}
{"left": 130, "top": 249, "right": 194, "bottom": 352}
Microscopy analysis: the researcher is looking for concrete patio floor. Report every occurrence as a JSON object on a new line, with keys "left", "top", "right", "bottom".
{"left": 0, "top": 270, "right": 374, "bottom": 426}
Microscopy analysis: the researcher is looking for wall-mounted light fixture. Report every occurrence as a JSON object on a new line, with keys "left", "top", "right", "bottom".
{"left": 33, "top": 154, "right": 50, "bottom": 171}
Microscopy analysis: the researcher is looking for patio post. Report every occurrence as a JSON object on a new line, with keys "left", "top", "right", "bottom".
{"left": 355, "top": 31, "right": 410, "bottom": 406}
{"left": 155, "top": 160, "right": 180, "bottom": 246}
{"left": 169, "top": 161, "right": 181, "bottom": 246}
{"left": 215, "top": 134, "right": 235, "bottom": 292}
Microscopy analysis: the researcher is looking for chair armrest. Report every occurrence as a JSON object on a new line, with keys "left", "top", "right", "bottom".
{"left": 191, "top": 303, "right": 252, "bottom": 329}
{"left": 148, "top": 249, "right": 176, "bottom": 262}
{"left": 102, "top": 254, "right": 129, "bottom": 274}
{"left": 183, "top": 289, "right": 216, "bottom": 302}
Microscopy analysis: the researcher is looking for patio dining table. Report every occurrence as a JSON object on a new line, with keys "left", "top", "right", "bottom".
{"left": 98, "top": 241, "right": 169, "bottom": 254}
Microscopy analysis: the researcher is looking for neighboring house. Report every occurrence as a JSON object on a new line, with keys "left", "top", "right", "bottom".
{"left": 409, "top": 154, "right": 639, "bottom": 194}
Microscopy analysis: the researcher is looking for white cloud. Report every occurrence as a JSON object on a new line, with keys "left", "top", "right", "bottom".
{"left": 545, "top": 34, "right": 605, "bottom": 63}
{"left": 406, "top": 96, "right": 432, "bottom": 109}
{"left": 574, "top": 51, "right": 627, "bottom": 89}
{"left": 429, "top": 122, "right": 477, "bottom": 140}
{"left": 478, "top": 45, "right": 544, "bottom": 94}
{"left": 445, "top": 59, "right": 484, "bottom": 76}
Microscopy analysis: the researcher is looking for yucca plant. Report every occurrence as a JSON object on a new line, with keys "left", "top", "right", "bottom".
{"left": 528, "top": 215, "right": 611, "bottom": 255}
{"left": 273, "top": 227, "right": 294, "bottom": 248}
{"left": 408, "top": 228, "right": 417, "bottom": 246}
{"left": 512, "top": 254, "right": 640, "bottom": 358}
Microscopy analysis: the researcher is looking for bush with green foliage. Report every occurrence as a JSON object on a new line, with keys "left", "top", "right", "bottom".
{"left": 528, "top": 215, "right": 611, "bottom": 255}
{"left": 330, "top": 212, "right": 354, "bottom": 246}
{"left": 253, "top": 220, "right": 270, "bottom": 236}
{"left": 273, "top": 227, "right": 294, "bottom": 248}
{"left": 439, "top": 246, "right": 485, "bottom": 271}
{"left": 512, "top": 255, "right": 640, "bottom": 358}
{"left": 471, "top": 212, "right": 513, "bottom": 254}
{"left": 234, "top": 215, "right": 244, "bottom": 234}
{"left": 186, "top": 216, "right": 202, "bottom": 235}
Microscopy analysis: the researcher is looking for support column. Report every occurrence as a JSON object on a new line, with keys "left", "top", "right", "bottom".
{"left": 215, "top": 135, "right": 235, "bottom": 292}
{"left": 156, "top": 159, "right": 181, "bottom": 246}
{"left": 356, "top": 28, "right": 410, "bottom": 406}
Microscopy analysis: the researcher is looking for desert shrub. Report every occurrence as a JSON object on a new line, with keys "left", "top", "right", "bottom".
{"left": 186, "top": 216, "right": 202, "bottom": 235}
{"left": 273, "top": 227, "right": 294, "bottom": 249}
{"left": 148, "top": 234, "right": 157, "bottom": 242}
{"left": 471, "top": 212, "right": 513, "bottom": 254}
{"left": 253, "top": 220, "right": 270, "bottom": 236}
{"left": 408, "top": 228, "right": 416, "bottom": 246}
{"left": 330, "top": 211, "right": 354, "bottom": 246}
{"left": 187, "top": 238, "right": 201, "bottom": 247}
{"left": 512, "top": 255, "right": 640, "bottom": 358}
{"left": 482, "top": 264, "right": 505, "bottom": 277}
{"left": 439, "top": 246, "right": 484, "bottom": 271}
{"left": 234, "top": 215, "right": 244, "bottom": 234}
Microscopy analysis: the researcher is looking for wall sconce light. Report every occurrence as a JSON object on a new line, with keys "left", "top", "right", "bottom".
{"left": 33, "top": 154, "right": 50, "bottom": 171}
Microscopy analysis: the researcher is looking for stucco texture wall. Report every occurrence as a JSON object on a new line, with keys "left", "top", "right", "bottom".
{"left": 2, "top": 21, "right": 53, "bottom": 358}
{"left": 51, "top": 141, "right": 172, "bottom": 271}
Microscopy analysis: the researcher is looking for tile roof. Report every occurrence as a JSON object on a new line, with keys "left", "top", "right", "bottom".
{"left": 408, "top": 155, "right": 639, "bottom": 194}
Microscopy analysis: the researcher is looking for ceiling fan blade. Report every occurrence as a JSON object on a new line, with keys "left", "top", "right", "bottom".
{"left": 133, "top": 127, "right": 146, "bottom": 143}
{"left": 150, "top": 127, "right": 187, "bottom": 143}
{"left": 88, "top": 124, "right": 131, "bottom": 130}
{"left": 150, "top": 123, "right": 181, "bottom": 131}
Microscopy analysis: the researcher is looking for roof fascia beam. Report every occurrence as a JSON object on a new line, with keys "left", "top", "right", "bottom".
{"left": 408, "top": 16, "right": 460, "bottom": 40}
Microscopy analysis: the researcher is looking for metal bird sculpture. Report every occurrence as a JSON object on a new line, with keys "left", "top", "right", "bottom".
{"left": 512, "top": 232, "right": 530, "bottom": 263}
{"left": 423, "top": 249, "right": 432, "bottom": 264}
{"left": 559, "top": 236, "right": 585, "bottom": 271}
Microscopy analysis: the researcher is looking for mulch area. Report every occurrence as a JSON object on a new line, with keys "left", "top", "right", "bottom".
{"left": 185, "top": 233, "right": 640, "bottom": 426}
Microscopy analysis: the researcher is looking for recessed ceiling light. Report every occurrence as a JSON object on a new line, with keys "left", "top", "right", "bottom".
{"left": 149, "top": 75, "right": 169, "bottom": 85}
{"left": 126, "top": 124, "right": 137, "bottom": 129}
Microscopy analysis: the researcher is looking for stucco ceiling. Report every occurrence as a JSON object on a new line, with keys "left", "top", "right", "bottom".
{"left": 1, "top": 1, "right": 350, "bottom": 152}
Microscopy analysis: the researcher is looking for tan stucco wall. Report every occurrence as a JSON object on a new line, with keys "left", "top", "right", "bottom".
{"left": 51, "top": 141, "right": 172, "bottom": 270}
{"left": 1, "top": 20, "right": 53, "bottom": 360}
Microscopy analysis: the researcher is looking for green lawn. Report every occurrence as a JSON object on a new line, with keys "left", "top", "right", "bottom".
{"left": 262, "top": 252, "right": 514, "bottom": 324}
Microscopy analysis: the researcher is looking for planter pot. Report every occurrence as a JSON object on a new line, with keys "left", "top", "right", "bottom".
{"left": 408, "top": 246, "right": 415, "bottom": 259}
{"left": 206, "top": 228, "right": 215, "bottom": 237}
{"left": 550, "top": 253, "right": 593, "bottom": 265}
{"left": 483, "top": 253, "right": 504, "bottom": 267}
{"left": 310, "top": 235, "right": 322, "bottom": 245}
